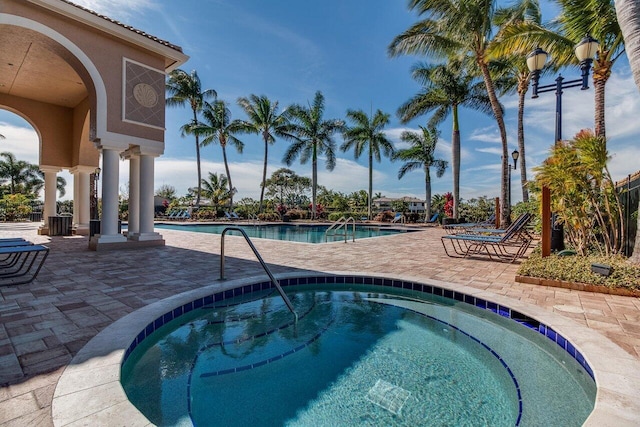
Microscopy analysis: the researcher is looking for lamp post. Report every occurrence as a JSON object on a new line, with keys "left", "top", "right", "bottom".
{"left": 526, "top": 35, "right": 599, "bottom": 252}
{"left": 91, "top": 167, "right": 101, "bottom": 220}
{"left": 509, "top": 149, "right": 519, "bottom": 214}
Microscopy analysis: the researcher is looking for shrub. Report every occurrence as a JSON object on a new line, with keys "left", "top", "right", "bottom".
{"left": 0, "top": 194, "right": 32, "bottom": 221}
{"left": 285, "top": 209, "right": 307, "bottom": 220}
{"left": 193, "top": 208, "right": 218, "bottom": 220}
{"left": 257, "top": 212, "right": 280, "bottom": 221}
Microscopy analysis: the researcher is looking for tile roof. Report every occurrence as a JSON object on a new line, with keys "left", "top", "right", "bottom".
{"left": 58, "top": 0, "right": 183, "bottom": 53}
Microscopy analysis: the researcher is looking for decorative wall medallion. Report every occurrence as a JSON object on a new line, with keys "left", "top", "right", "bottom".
{"left": 133, "top": 83, "right": 158, "bottom": 108}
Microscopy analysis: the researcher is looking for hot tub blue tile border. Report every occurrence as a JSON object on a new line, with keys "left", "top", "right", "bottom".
{"left": 122, "top": 275, "right": 596, "bottom": 382}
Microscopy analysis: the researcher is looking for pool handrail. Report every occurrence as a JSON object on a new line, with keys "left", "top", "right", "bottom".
{"left": 219, "top": 227, "right": 298, "bottom": 322}
{"left": 325, "top": 216, "right": 356, "bottom": 243}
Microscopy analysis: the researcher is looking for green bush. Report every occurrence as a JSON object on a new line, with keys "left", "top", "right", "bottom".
{"left": 258, "top": 212, "right": 280, "bottom": 221}
{"left": 518, "top": 249, "right": 640, "bottom": 289}
{"left": 193, "top": 208, "right": 218, "bottom": 220}
{"left": 1, "top": 194, "right": 32, "bottom": 221}
{"left": 285, "top": 209, "right": 307, "bottom": 220}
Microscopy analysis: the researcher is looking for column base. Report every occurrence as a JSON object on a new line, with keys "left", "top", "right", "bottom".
{"left": 89, "top": 234, "right": 164, "bottom": 251}
{"left": 129, "top": 232, "right": 163, "bottom": 242}
{"left": 37, "top": 226, "right": 50, "bottom": 236}
{"left": 73, "top": 224, "right": 89, "bottom": 236}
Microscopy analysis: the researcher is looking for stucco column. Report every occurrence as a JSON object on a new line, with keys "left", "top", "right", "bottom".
{"left": 69, "top": 166, "right": 94, "bottom": 235}
{"left": 127, "top": 155, "right": 140, "bottom": 237}
{"left": 96, "top": 148, "right": 126, "bottom": 244}
{"left": 130, "top": 153, "right": 162, "bottom": 241}
{"left": 38, "top": 166, "right": 61, "bottom": 235}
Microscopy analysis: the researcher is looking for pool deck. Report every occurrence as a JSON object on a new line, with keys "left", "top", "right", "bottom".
{"left": 1, "top": 221, "right": 640, "bottom": 426}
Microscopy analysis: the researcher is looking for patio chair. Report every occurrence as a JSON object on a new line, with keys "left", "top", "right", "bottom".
{"left": 0, "top": 244, "right": 49, "bottom": 286}
{"left": 391, "top": 213, "right": 404, "bottom": 223}
{"left": 224, "top": 211, "right": 234, "bottom": 221}
{"left": 441, "top": 214, "right": 533, "bottom": 263}
{"left": 443, "top": 213, "right": 496, "bottom": 234}
{"left": 425, "top": 213, "right": 439, "bottom": 225}
{"left": 461, "top": 213, "right": 532, "bottom": 242}
{"left": 230, "top": 212, "right": 241, "bottom": 220}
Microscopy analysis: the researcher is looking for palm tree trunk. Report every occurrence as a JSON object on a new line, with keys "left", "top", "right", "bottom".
{"left": 311, "top": 142, "right": 318, "bottom": 220}
{"left": 192, "top": 110, "right": 202, "bottom": 208}
{"left": 593, "top": 71, "right": 608, "bottom": 141}
{"left": 451, "top": 105, "right": 460, "bottom": 219}
{"left": 615, "top": 0, "right": 640, "bottom": 263}
{"left": 424, "top": 166, "right": 432, "bottom": 219}
{"left": 222, "top": 144, "right": 233, "bottom": 210}
{"left": 368, "top": 149, "right": 373, "bottom": 219}
{"left": 517, "top": 78, "right": 529, "bottom": 203}
{"left": 479, "top": 61, "right": 510, "bottom": 225}
{"left": 259, "top": 132, "right": 268, "bottom": 213}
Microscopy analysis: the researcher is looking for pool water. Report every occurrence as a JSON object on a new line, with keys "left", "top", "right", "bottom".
{"left": 154, "top": 223, "right": 409, "bottom": 243}
{"left": 121, "top": 285, "right": 595, "bottom": 426}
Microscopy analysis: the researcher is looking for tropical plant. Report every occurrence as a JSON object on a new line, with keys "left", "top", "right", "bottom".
{"left": 236, "top": 94, "right": 291, "bottom": 213}
{"left": 0, "top": 193, "right": 32, "bottom": 221}
{"left": 198, "top": 172, "right": 234, "bottom": 213}
{"left": 0, "top": 152, "right": 40, "bottom": 195}
{"left": 282, "top": 91, "right": 344, "bottom": 220}
{"left": 393, "top": 125, "right": 447, "bottom": 219}
{"left": 191, "top": 100, "right": 244, "bottom": 209}
{"left": 614, "top": 0, "right": 640, "bottom": 263}
{"left": 533, "top": 129, "right": 624, "bottom": 255}
{"left": 264, "top": 168, "right": 311, "bottom": 208}
{"left": 458, "top": 196, "right": 496, "bottom": 223}
{"left": 166, "top": 69, "right": 217, "bottom": 207}
{"left": 341, "top": 109, "right": 394, "bottom": 219}
{"left": 155, "top": 184, "right": 177, "bottom": 200}
{"left": 396, "top": 60, "right": 491, "bottom": 218}
{"left": 389, "top": 0, "right": 513, "bottom": 225}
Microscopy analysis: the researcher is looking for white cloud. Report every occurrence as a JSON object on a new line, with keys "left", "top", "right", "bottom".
{"left": 474, "top": 147, "right": 503, "bottom": 156}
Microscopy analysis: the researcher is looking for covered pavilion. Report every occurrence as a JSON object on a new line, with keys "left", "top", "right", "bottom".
{"left": 0, "top": 0, "right": 188, "bottom": 249}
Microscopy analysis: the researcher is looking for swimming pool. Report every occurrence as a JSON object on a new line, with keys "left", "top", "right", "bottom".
{"left": 121, "top": 276, "right": 596, "bottom": 426}
{"left": 155, "top": 223, "right": 411, "bottom": 243}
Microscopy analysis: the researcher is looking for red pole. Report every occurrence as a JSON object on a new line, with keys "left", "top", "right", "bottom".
{"left": 541, "top": 186, "right": 551, "bottom": 257}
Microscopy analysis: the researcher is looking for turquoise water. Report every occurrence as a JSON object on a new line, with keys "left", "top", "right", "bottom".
{"left": 121, "top": 286, "right": 595, "bottom": 426}
{"left": 154, "top": 223, "right": 408, "bottom": 243}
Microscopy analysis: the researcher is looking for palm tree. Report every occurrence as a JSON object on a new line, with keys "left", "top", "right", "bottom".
{"left": 396, "top": 60, "right": 494, "bottom": 218}
{"left": 489, "top": 0, "right": 624, "bottom": 141}
{"left": 389, "top": 0, "right": 513, "bottom": 225}
{"left": 236, "top": 95, "right": 291, "bottom": 213}
{"left": 0, "top": 152, "right": 39, "bottom": 194}
{"left": 282, "top": 91, "right": 344, "bottom": 220}
{"left": 166, "top": 69, "right": 217, "bottom": 207}
{"left": 488, "top": 0, "right": 542, "bottom": 203}
{"left": 190, "top": 100, "right": 244, "bottom": 210}
{"left": 393, "top": 126, "right": 448, "bottom": 219}
{"left": 199, "top": 172, "right": 234, "bottom": 211}
{"left": 341, "top": 109, "right": 394, "bottom": 219}
{"left": 615, "top": 0, "right": 640, "bottom": 264}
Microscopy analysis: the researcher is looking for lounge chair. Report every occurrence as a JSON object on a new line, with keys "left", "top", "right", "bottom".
{"left": 230, "top": 212, "right": 241, "bottom": 220}
{"left": 0, "top": 244, "right": 49, "bottom": 285}
{"left": 224, "top": 211, "right": 234, "bottom": 221}
{"left": 425, "top": 213, "right": 439, "bottom": 225}
{"left": 441, "top": 214, "right": 533, "bottom": 263}
{"left": 391, "top": 213, "right": 404, "bottom": 224}
{"left": 443, "top": 213, "right": 496, "bottom": 234}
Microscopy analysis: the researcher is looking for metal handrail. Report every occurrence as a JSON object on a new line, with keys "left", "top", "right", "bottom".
{"left": 325, "top": 216, "right": 356, "bottom": 243}
{"left": 219, "top": 227, "right": 298, "bottom": 321}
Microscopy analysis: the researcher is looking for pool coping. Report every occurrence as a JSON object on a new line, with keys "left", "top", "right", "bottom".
{"left": 51, "top": 272, "right": 640, "bottom": 426}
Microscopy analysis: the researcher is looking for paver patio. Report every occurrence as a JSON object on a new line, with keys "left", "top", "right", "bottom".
{"left": 1, "top": 222, "right": 639, "bottom": 426}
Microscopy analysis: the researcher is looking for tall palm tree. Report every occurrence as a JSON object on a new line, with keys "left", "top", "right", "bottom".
{"left": 615, "top": 0, "right": 640, "bottom": 264}
{"left": 393, "top": 126, "right": 448, "bottom": 219}
{"left": 396, "top": 60, "right": 494, "bottom": 218}
{"left": 236, "top": 95, "right": 291, "bottom": 213}
{"left": 389, "top": 0, "right": 513, "bottom": 225}
{"left": 166, "top": 69, "right": 217, "bottom": 207}
{"left": 190, "top": 100, "right": 244, "bottom": 210}
{"left": 489, "top": 0, "right": 624, "bottom": 141}
{"left": 282, "top": 91, "right": 344, "bottom": 220}
{"left": 0, "top": 152, "right": 39, "bottom": 194}
{"left": 341, "top": 109, "right": 394, "bottom": 219}
{"left": 488, "top": 0, "right": 542, "bottom": 203}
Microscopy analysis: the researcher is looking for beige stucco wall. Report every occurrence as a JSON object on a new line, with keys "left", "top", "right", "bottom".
{"left": 4, "top": 0, "right": 168, "bottom": 149}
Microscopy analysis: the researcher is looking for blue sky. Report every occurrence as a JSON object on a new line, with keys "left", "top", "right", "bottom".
{"left": 2, "top": 0, "right": 640, "bottom": 204}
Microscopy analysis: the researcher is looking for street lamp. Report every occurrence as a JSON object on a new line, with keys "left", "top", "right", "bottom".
{"left": 91, "top": 167, "right": 101, "bottom": 220}
{"left": 509, "top": 149, "right": 519, "bottom": 212}
{"left": 526, "top": 35, "right": 599, "bottom": 251}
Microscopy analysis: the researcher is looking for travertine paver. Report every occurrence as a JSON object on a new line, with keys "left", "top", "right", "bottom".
{"left": 0, "top": 222, "right": 639, "bottom": 426}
